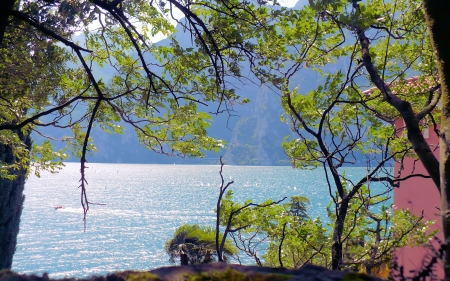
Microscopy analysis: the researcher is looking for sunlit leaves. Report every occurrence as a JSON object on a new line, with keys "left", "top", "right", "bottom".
{"left": 218, "top": 187, "right": 433, "bottom": 270}
{"left": 134, "top": 103, "right": 221, "bottom": 157}
{"left": 251, "top": 0, "right": 440, "bottom": 271}
{"left": 31, "top": 141, "right": 67, "bottom": 177}
{"left": 270, "top": 0, "right": 438, "bottom": 170}
{"left": 2, "top": 0, "right": 292, "bottom": 180}
{"left": 0, "top": 18, "right": 74, "bottom": 178}
{"left": 0, "top": 130, "right": 31, "bottom": 179}
{"left": 261, "top": 189, "right": 434, "bottom": 271}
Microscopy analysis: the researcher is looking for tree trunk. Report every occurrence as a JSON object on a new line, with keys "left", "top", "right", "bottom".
{"left": 0, "top": 0, "right": 27, "bottom": 271}
{"left": 422, "top": 1, "right": 450, "bottom": 279}
{"left": 0, "top": 130, "right": 31, "bottom": 270}
{"left": 180, "top": 252, "right": 189, "bottom": 265}
{"left": 0, "top": 0, "right": 15, "bottom": 46}
{"left": 331, "top": 199, "right": 349, "bottom": 270}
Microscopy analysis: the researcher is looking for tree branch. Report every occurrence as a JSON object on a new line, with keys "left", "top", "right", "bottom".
{"left": 356, "top": 25, "right": 440, "bottom": 191}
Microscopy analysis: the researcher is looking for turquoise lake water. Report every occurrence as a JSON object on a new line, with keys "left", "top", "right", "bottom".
{"left": 11, "top": 163, "right": 390, "bottom": 278}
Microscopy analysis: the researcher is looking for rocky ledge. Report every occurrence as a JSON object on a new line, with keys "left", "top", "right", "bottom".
{"left": 0, "top": 263, "right": 381, "bottom": 281}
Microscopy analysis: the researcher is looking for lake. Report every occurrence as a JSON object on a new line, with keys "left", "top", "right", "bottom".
{"left": 11, "top": 163, "right": 390, "bottom": 278}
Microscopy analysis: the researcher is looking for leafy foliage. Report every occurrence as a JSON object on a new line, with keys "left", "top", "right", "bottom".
{"left": 0, "top": 13, "right": 71, "bottom": 178}
{"left": 245, "top": 0, "right": 441, "bottom": 271}
{"left": 220, "top": 190, "right": 434, "bottom": 277}
{"left": 165, "top": 224, "right": 237, "bottom": 265}
{"left": 0, "top": 0, "right": 288, "bottom": 222}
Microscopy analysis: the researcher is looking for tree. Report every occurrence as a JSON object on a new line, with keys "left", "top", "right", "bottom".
{"left": 223, "top": 195, "right": 320, "bottom": 267}
{"left": 0, "top": 7, "right": 71, "bottom": 268}
{"left": 165, "top": 224, "right": 237, "bottom": 265}
{"left": 214, "top": 157, "right": 287, "bottom": 264}
{"left": 328, "top": 0, "right": 450, "bottom": 274}
{"left": 216, "top": 185, "right": 432, "bottom": 277}
{"left": 262, "top": 190, "right": 434, "bottom": 277}
{"left": 0, "top": 0, "right": 281, "bottom": 269}
{"left": 241, "top": 0, "right": 441, "bottom": 272}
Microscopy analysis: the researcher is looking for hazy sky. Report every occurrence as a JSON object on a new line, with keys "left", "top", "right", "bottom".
{"left": 152, "top": 0, "right": 303, "bottom": 41}
{"left": 84, "top": 0, "right": 303, "bottom": 42}
{"left": 279, "top": 0, "right": 299, "bottom": 7}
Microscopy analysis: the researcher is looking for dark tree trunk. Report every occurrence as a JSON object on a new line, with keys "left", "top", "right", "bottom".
{"left": 0, "top": 130, "right": 31, "bottom": 270}
{"left": 0, "top": 0, "right": 26, "bottom": 271}
{"left": 331, "top": 199, "right": 349, "bottom": 270}
{"left": 0, "top": 0, "right": 15, "bottom": 46}
{"left": 180, "top": 252, "right": 189, "bottom": 265}
{"left": 422, "top": 1, "right": 450, "bottom": 279}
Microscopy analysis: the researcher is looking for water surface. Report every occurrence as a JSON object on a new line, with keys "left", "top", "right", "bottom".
{"left": 12, "top": 163, "right": 385, "bottom": 278}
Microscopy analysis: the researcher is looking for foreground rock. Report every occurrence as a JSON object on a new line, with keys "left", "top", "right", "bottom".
{"left": 0, "top": 263, "right": 381, "bottom": 281}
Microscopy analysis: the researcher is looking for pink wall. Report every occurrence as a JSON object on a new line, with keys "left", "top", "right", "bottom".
{"left": 393, "top": 119, "right": 443, "bottom": 278}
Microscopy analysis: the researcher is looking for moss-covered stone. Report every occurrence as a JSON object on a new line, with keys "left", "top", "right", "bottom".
{"left": 108, "top": 271, "right": 162, "bottom": 281}
{"left": 186, "top": 267, "right": 289, "bottom": 281}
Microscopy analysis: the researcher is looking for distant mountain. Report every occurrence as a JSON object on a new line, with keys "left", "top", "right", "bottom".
{"left": 223, "top": 86, "right": 291, "bottom": 165}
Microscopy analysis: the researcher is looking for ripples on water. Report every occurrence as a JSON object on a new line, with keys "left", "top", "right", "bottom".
{"left": 12, "top": 163, "right": 388, "bottom": 278}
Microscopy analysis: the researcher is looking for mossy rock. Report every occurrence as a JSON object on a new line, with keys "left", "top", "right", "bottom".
{"left": 186, "top": 267, "right": 289, "bottom": 281}
{"left": 107, "top": 271, "right": 162, "bottom": 281}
